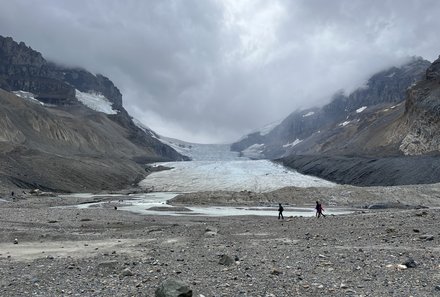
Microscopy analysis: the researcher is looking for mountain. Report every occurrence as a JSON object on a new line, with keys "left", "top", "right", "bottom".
{"left": 231, "top": 57, "right": 431, "bottom": 159}
{"left": 0, "top": 35, "right": 187, "bottom": 193}
{"left": 280, "top": 55, "right": 440, "bottom": 186}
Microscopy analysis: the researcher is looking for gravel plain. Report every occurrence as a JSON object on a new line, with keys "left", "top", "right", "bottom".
{"left": 0, "top": 187, "right": 439, "bottom": 297}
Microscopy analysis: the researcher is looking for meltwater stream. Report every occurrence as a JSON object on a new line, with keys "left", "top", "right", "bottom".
{"left": 71, "top": 192, "right": 353, "bottom": 217}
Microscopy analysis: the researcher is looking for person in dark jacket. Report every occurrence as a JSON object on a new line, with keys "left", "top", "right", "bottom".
{"left": 315, "top": 201, "right": 326, "bottom": 218}
{"left": 278, "top": 203, "right": 284, "bottom": 220}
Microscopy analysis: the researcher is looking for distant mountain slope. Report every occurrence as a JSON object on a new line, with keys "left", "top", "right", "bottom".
{"left": 0, "top": 36, "right": 187, "bottom": 192}
{"left": 231, "top": 57, "right": 431, "bottom": 159}
{"left": 280, "top": 55, "right": 440, "bottom": 186}
{"left": 158, "top": 136, "right": 245, "bottom": 161}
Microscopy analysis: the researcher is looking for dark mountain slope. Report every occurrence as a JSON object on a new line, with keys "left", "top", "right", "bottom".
{"left": 280, "top": 55, "right": 440, "bottom": 186}
{"left": 0, "top": 36, "right": 187, "bottom": 192}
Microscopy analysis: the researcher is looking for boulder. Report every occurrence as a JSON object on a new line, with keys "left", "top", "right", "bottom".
{"left": 218, "top": 254, "right": 234, "bottom": 266}
{"left": 155, "top": 278, "right": 192, "bottom": 297}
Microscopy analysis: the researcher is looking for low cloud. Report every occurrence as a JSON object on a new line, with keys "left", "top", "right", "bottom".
{"left": 1, "top": 0, "right": 440, "bottom": 143}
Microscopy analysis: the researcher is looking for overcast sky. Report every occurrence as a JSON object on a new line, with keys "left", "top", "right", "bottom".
{"left": 1, "top": 0, "right": 440, "bottom": 143}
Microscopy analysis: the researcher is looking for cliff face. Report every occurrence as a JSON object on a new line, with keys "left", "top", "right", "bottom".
{"left": 399, "top": 55, "right": 440, "bottom": 155}
{"left": 0, "top": 36, "right": 187, "bottom": 192}
{"left": 231, "top": 57, "right": 431, "bottom": 159}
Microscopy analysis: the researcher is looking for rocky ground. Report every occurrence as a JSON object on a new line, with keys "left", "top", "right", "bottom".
{"left": 280, "top": 155, "right": 440, "bottom": 187}
{"left": 0, "top": 188, "right": 439, "bottom": 296}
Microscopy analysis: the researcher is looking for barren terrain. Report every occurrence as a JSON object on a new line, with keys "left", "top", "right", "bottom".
{"left": 0, "top": 186, "right": 439, "bottom": 296}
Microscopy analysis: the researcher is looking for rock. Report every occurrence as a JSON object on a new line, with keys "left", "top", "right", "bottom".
{"left": 271, "top": 268, "right": 282, "bottom": 275}
{"left": 415, "top": 211, "right": 428, "bottom": 217}
{"left": 426, "top": 55, "right": 440, "bottom": 81}
{"left": 155, "top": 278, "right": 192, "bottom": 297}
{"left": 386, "top": 227, "right": 396, "bottom": 233}
{"left": 402, "top": 258, "right": 417, "bottom": 268}
{"left": 97, "top": 260, "right": 118, "bottom": 269}
{"left": 218, "top": 255, "right": 234, "bottom": 266}
{"left": 121, "top": 268, "right": 133, "bottom": 277}
{"left": 419, "top": 234, "right": 434, "bottom": 241}
{"left": 13, "top": 238, "right": 18, "bottom": 244}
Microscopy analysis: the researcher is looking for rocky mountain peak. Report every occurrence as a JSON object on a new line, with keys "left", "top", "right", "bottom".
{"left": 0, "top": 35, "right": 123, "bottom": 108}
{"left": 0, "top": 36, "right": 45, "bottom": 66}
{"left": 426, "top": 55, "right": 440, "bottom": 81}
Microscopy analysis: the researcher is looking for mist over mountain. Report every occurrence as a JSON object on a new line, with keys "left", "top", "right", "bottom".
{"left": 231, "top": 57, "right": 431, "bottom": 159}
{"left": 229, "top": 55, "right": 440, "bottom": 186}
{"left": 0, "top": 35, "right": 187, "bottom": 192}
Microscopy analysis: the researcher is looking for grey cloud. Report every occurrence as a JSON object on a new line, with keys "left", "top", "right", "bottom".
{"left": 1, "top": 0, "right": 440, "bottom": 143}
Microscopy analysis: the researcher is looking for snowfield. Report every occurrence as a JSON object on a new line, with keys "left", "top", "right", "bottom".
{"left": 140, "top": 159, "right": 334, "bottom": 193}
{"left": 75, "top": 89, "right": 117, "bottom": 114}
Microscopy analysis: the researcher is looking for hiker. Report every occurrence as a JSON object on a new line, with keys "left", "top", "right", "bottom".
{"left": 315, "top": 201, "right": 326, "bottom": 218}
{"left": 278, "top": 203, "right": 284, "bottom": 220}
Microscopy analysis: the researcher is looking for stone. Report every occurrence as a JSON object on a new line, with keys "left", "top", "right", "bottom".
{"left": 155, "top": 278, "right": 192, "bottom": 297}
{"left": 13, "top": 238, "right": 18, "bottom": 244}
{"left": 402, "top": 258, "right": 417, "bottom": 268}
{"left": 121, "top": 268, "right": 133, "bottom": 276}
{"left": 97, "top": 260, "right": 118, "bottom": 269}
{"left": 218, "top": 255, "right": 234, "bottom": 266}
{"left": 419, "top": 234, "right": 434, "bottom": 241}
{"left": 271, "top": 269, "right": 282, "bottom": 275}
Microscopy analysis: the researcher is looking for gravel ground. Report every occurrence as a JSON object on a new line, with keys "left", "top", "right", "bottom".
{"left": 0, "top": 190, "right": 439, "bottom": 297}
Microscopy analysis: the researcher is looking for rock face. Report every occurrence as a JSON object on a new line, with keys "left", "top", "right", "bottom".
{"left": 0, "top": 35, "right": 187, "bottom": 192}
{"left": 231, "top": 57, "right": 431, "bottom": 159}
{"left": 399, "top": 55, "right": 440, "bottom": 155}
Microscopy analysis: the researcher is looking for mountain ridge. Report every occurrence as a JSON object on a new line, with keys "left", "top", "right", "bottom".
{"left": 231, "top": 57, "right": 431, "bottom": 159}
{"left": 279, "top": 55, "right": 440, "bottom": 186}
{"left": 0, "top": 35, "right": 187, "bottom": 192}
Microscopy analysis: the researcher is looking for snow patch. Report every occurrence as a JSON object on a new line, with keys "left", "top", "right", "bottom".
{"left": 386, "top": 72, "right": 396, "bottom": 78}
{"left": 283, "top": 139, "right": 303, "bottom": 148}
{"left": 356, "top": 106, "right": 367, "bottom": 113}
{"left": 339, "top": 121, "right": 350, "bottom": 127}
{"left": 302, "top": 111, "right": 315, "bottom": 117}
{"left": 13, "top": 91, "right": 44, "bottom": 105}
{"left": 75, "top": 90, "right": 117, "bottom": 114}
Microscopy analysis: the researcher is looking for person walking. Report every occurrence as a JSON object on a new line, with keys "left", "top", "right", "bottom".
{"left": 315, "top": 201, "right": 326, "bottom": 218}
{"left": 278, "top": 203, "right": 284, "bottom": 220}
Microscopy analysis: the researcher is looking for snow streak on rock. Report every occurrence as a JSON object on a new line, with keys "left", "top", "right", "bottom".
{"left": 75, "top": 89, "right": 117, "bottom": 114}
{"left": 13, "top": 91, "right": 44, "bottom": 105}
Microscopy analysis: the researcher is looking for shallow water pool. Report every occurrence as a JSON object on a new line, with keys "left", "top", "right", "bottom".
{"left": 64, "top": 192, "right": 353, "bottom": 217}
